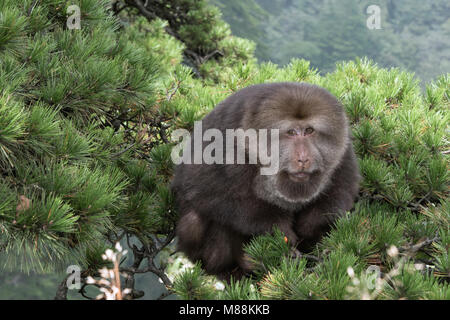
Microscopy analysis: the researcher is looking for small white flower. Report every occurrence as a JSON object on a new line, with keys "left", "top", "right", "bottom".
{"left": 105, "top": 292, "right": 116, "bottom": 300}
{"left": 99, "top": 287, "right": 108, "bottom": 294}
{"left": 105, "top": 249, "right": 114, "bottom": 260}
{"left": 215, "top": 282, "right": 225, "bottom": 290}
{"left": 414, "top": 263, "right": 425, "bottom": 271}
{"left": 85, "top": 276, "right": 96, "bottom": 284}
{"left": 111, "top": 286, "right": 119, "bottom": 295}
{"left": 115, "top": 242, "right": 123, "bottom": 252}
{"left": 123, "top": 288, "right": 132, "bottom": 295}
{"left": 98, "top": 279, "right": 111, "bottom": 287}
{"left": 347, "top": 266, "right": 355, "bottom": 278}
{"left": 387, "top": 245, "right": 399, "bottom": 257}
{"left": 100, "top": 267, "right": 110, "bottom": 279}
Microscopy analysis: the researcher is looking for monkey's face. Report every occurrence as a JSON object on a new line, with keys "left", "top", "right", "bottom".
{"left": 279, "top": 124, "right": 322, "bottom": 183}
{"left": 274, "top": 117, "right": 347, "bottom": 203}
{"left": 249, "top": 84, "right": 349, "bottom": 205}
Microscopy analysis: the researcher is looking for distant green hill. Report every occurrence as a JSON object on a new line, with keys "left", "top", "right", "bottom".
{"left": 213, "top": 0, "right": 450, "bottom": 83}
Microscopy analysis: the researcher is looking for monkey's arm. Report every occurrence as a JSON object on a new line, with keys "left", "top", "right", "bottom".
{"left": 174, "top": 162, "right": 291, "bottom": 236}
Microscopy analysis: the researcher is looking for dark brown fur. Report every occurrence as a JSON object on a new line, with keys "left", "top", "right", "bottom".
{"left": 171, "top": 82, "right": 360, "bottom": 280}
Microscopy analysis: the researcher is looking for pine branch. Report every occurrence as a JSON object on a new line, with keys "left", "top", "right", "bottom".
{"left": 122, "top": 0, "right": 224, "bottom": 74}
{"left": 398, "top": 235, "right": 440, "bottom": 255}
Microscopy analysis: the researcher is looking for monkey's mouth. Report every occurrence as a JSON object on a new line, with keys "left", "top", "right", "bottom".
{"left": 287, "top": 171, "right": 311, "bottom": 182}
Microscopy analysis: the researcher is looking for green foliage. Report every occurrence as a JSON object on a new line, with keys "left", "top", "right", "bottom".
{"left": 0, "top": 0, "right": 169, "bottom": 275}
{"left": 258, "top": 258, "right": 314, "bottom": 300}
{"left": 380, "top": 264, "right": 437, "bottom": 300}
{"left": 218, "top": 277, "right": 260, "bottom": 300}
{"left": 317, "top": 250, "right": 362, "bottom": 300}
{"left": 114, "top": 0, "right": 256, "bottom": 83}
{"left": 320, "top": 206, "right": 376, "bottom": 260}
{"left": 172, "top": 263, "right": 216, "bottom": 300}
{"left": 211, "top": 0, "right": 270, "bottom": 60}
{"left": 243, "top": 227, "right": 291, "bottom": 278}
{"left": 0, "top": 0, "right": 448, "bottom": 300}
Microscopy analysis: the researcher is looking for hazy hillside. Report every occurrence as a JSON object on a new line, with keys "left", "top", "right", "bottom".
{"left": 214, "top": 0, "right": 450, "bottom": 84}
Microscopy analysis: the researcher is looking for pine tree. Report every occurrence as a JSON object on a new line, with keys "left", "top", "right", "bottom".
{"left": 0, "top": 0, "right": 176, "bottom": 299}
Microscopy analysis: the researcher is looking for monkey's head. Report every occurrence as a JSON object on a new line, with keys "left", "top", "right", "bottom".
{"left": 245, "top": 83, "right": 350, "bottom": 209}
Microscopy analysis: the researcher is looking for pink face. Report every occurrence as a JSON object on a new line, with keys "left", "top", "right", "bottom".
{"left": 276, "top": 115, "right": 340, "bottom": 181}
{"left": 269, "top": 115, "right": 348, "bottom": 203}
{"left": 283, "top": 125, "right": 318, "bottom": 182}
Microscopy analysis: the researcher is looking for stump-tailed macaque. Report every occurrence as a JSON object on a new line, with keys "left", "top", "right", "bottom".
{"left": 171, "top": 82, "right": 360, "bottom": 280}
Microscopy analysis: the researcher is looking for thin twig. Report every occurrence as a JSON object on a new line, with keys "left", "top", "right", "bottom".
{"left": 398, "top": 236, "right": 440, "bottom": 254}
{"left": 54, "top": 274, "right": 70, "bottom": 300}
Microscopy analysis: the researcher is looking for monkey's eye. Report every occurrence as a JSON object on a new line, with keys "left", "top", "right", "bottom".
{"left": 304, "top": 127, "right": 315, "bottom": 135}
{"left": 287, "top": 129, "right": 298, "bottom": 136}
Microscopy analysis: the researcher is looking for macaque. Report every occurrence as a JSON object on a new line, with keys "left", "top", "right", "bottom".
{"left": 171, "top": 82, "right": 361, "bottom": 280}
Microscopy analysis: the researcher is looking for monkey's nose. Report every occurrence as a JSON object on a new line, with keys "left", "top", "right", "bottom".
{"left": 298, "top": 158, "right": 310, "bottom": 169}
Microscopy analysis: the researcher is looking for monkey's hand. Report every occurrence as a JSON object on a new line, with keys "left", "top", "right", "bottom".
{"left": 277, "top": 222, "right": 299, "bottom": 247}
